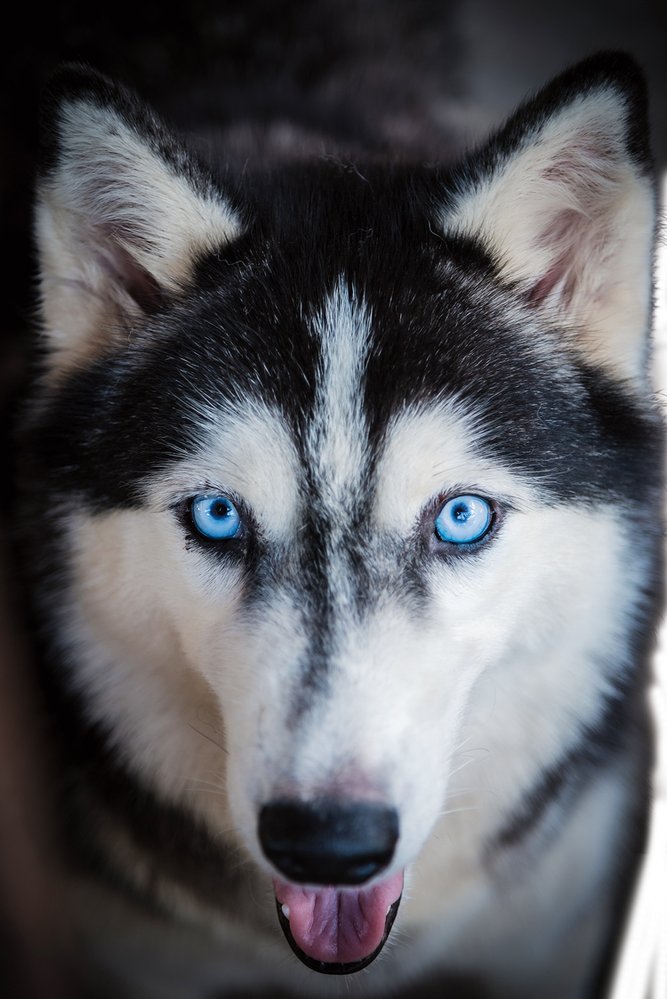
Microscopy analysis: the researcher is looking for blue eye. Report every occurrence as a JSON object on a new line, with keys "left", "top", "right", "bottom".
{"left": 434, "top": 495, "right": 493, "bottom": 544}
{"left": 190, "top": 494, "right": 242, "bottom": 540}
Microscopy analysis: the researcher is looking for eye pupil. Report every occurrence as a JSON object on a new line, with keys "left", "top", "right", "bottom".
{"left": 211, "top": 500, "right": 231, "bottom": 519}
{"left": 434, "top": 495, "right": 493, "bottom": 545}
{"left": 452, "top": 503, "right": 470, "bottom": 522}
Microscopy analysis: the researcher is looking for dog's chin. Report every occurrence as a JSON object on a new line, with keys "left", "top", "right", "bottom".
{"left": 273, "top": 872, "right": 404, "bottom": 975}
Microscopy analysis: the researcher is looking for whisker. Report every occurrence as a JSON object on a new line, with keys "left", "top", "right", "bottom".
{"left": 187, "top": 721, "right": 229, "bottom": 754}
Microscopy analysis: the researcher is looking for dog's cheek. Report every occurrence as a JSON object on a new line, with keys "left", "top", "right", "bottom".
{"left": 441, "top": 505, "right": 644, "bottom": 833}
{"left": 69, "top": 509, "right": 184, "bottom": 662}
{"left": 69, "top": 509, "right": 241, "bottom": 676}
{"left": 383, "top": 506, "right": 636, "bottom": 860}
{"left": 57, "top": 510, "right": 244, "bottom": 826}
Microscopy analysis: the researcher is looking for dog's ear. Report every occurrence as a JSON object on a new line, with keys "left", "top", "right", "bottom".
{"left": 440, "top": 53, "right": 656, "bottom": 384}
{"left": 36, "top": 65, "right": 241, "bottom": 374}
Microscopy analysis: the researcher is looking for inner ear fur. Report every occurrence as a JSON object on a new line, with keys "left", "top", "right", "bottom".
{"left": 35, "top": 65, "right": 241, "bottom": 374}
{"left": 440, "top": 53, "right": 656, "bottom": 385}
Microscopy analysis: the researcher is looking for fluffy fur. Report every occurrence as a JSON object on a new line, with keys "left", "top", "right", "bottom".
{"left": 18, "top": 52, "right": 663, "bottom": 998}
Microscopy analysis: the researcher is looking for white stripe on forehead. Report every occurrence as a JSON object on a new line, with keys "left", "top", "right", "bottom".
{"left": 308, "top": 280, "right": 372, "bottom": 505}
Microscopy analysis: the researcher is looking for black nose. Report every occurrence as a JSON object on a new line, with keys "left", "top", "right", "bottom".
{"left": 258, "top": 798, "right": 399, "bottom": 885}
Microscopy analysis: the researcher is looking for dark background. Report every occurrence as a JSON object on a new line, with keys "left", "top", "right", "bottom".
{"left": 2, "top": 0, "right": 666, "bottom": 347}
{"left": 1, "top": 2, "right": 665, "bottom": 996}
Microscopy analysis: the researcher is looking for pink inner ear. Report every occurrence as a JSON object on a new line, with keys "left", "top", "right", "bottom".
{"left": 525, "top": 203, "right": 599, "bottom": 311}
{"left": 526, "top": 256, "right": 568, "bottom": 307}
{"left": 95, "top": 231, "right": 164, "bottom": 314}
{"left": 523, "top": 136, "right": 623, "bottom": 312}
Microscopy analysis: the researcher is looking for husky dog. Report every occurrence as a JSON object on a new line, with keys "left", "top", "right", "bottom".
{"left": 18, "top": 51, "right": 663, "bottom": 999}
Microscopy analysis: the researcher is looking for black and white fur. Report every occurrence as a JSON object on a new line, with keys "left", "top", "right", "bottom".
{"left": 18, "top": 51, "right": 663, "bottom": 998}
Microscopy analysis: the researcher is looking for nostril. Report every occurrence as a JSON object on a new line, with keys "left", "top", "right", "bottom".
{"left": 258, "top": 799, "right": 399, "bottom": 886}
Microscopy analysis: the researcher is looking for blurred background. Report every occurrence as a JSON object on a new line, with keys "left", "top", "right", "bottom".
{"left": 1, "top": 2, "right": 665, "bottom": 995}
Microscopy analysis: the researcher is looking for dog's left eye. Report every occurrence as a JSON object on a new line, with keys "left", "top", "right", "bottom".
{"left": 434, "top": 495, "right": 493, "bottom": 544}
{"left": 190, "top": 494, "right": 242, "bottom": 540}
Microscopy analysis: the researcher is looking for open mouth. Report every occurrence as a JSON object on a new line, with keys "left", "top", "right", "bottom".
{"left": 273, "top": 872, "right": 404, "bottom": 974}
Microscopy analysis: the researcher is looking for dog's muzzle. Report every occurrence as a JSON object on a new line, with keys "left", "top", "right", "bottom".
{"left": 258, "top": 798, "right": 403, "bottom": 973}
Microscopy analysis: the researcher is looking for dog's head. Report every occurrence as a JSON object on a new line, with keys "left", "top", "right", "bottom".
{"left": 27, "top": 55, "right": 661, "bottom": 971}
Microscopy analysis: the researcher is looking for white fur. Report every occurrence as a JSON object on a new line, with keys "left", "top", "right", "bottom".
{"left": 307, "top": 280, "right": 371, "bottom": 503}
{"left": 441, "top": 89, "right": 654, "bottom": 383}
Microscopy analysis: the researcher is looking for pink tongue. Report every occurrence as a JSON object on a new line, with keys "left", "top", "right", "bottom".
{"left": 274, "top": 871, "right": 404, "bottom": 965}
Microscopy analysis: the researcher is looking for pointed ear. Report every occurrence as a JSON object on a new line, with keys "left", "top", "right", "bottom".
{"left": 36, "top": 66, "right": 241, "bottom": 373}
{"left": 440, "top": 53, "right": 656, "bottom": 384}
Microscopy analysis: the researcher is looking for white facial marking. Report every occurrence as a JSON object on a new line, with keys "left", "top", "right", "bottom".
{"left": 297, "top": 279, "right": 374, "bottom": 619}
{"left": 308, "top": 279, "right": 371, "bottom": 505}
{"left": 146, "top": 398, "right": 301, "bottom": 541}
{"left": 374, "top": 402, "right": 541, "bottom": 533}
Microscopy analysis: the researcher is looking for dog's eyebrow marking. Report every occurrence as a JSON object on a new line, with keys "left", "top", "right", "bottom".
{"left": 147, "top": 398, "right": 301, "bottom": 539}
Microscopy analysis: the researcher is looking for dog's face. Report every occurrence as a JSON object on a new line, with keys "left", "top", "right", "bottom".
{"left": 27, "top": 57, "right": 661, "bottom": 970}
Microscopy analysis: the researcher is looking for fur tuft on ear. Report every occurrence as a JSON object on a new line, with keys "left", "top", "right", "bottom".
{"left": 440, "top": 53, "right": 656, "bottom": 384}
{"left": 36, "top": 65, "right": 241, "bottom": 373}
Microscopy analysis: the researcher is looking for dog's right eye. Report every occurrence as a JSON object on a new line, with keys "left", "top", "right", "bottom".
{"left": 434, "top": 495, "right": 493, "bottom": 545}
{"left": 190, "top": 494, "right": 242, "bottom": 540}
